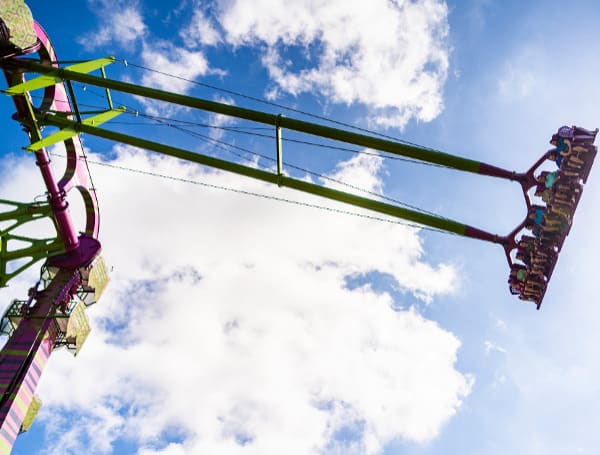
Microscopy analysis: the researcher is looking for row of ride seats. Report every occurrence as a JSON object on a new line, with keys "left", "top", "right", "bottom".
{"left": 508, "top": 126, "right": 598, "bottom": 307}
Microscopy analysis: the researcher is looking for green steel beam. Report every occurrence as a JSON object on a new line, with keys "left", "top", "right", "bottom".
{"left": 11, "top": 59, "right": 488, "bottom": 174}
{"left": 35, "top": 111, "right": 498, "bottom": 238}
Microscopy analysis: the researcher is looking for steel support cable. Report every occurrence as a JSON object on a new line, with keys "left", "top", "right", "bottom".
{"left": 134, "top": 111, "right": 450, "bottom": 220}
{"left": 68, "top": 84, "right": 448, "bottom": 167}
{"left": 107, "top": 109, "right": 452, "bottom": 221}
{"left": 24, "top": 86, "right": 452, "bottom": 220}
{"left": 65, "top": 83, "right": 456, "bottom": 175}
{"left": 48, "top": 150, "right": 457, "bottom": 236}
{"left": 118, "top": 59, "right": 437, "bottom": 151}
{"left": 132, "top": 110, "right": 450, "bottom": 168}
{"left": 14, "top": 59, "right": 493, "bottom": 179}
{"left": 110, "top": 120, "right": 272, "bottom": 131}
{"left": 113, "top": 116, "right": 452, "bottom": 167}
{"left": 25, "top": 89, "right": 452, "bottom": 221}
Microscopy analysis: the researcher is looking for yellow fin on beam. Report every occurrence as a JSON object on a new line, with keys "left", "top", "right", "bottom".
{"left": 25, "top": 106, "right": 126, "bottom": 152}
{"left": 4, "top": 56, "right": 116, "bottom": 95}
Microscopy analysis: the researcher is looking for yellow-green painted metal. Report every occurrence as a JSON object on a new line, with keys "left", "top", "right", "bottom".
{"left": 0, "top": 200, "right": 64, "bottom": 287}
{"left": 11, "top": 58, "right": 485, "bottom": 173}
{"left": 0, "top": 0, "right": 36, "bottom": 51}
{"left": 20, "top": 395, "right": 41, "bottom": 433}
{"left": 4, "top": 56, "right": 115, "bottom": 95}
{"left": 0, "top": 234, "right": 64, "bottom": 287}
{"left": 0, "top": 199, "right": 51, "bottom": 229}
{"left": 3, "top": 57, "right": 511, "bottom": 241}
{"left": 25, "top": 106, "right": 125, "bottom": 152}
{"left": 35, "top": 111, "right": 479, "bottom": 237}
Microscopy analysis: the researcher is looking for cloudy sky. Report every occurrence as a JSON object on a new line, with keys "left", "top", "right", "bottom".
{"left": 1, "top": 0, "right": 600, "bottom": 454}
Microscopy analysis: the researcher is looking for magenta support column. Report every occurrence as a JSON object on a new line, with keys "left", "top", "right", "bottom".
{"left": 33, "top": 148, "right": 80, "bottom": 252}
{"left": 1, "top": 21, "right": 82, "bottom": 253}
{"left": 1, "top": 70, "right": 79, "bottom": 253}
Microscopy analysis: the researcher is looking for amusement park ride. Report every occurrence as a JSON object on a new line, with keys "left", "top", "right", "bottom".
{"left": 0, "top": 0, "right": 597, "bottom": 452}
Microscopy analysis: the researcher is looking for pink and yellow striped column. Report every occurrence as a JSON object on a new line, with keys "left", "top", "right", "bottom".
{"left": 0, "top": 334, "right": 51, "bottom": 453}
{"left": 0, "top": 269, "right": 79, "bottom": 454}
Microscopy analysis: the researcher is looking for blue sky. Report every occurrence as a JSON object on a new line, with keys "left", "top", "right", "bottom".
{"left": 1, "top": 0, "right": 600, "bottom": 454}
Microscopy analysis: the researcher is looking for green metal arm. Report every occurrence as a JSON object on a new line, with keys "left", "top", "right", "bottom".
{"left": 1, "top": 56, "right": 513, "bottom": 243}
{"left": 7, "top": 58, "right": 516, "bottom": 178}
{"left": 35, "top": 111, "right": 504, "bottom": 241}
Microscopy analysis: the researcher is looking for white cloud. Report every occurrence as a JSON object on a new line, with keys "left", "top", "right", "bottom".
{"left": 484, "top": 340, "right": 506, "bottom": 355}
{"left": 38, "top": 407, "right": 125, "bottom": 455}
{"left": 140, "top": 41, "right": 212, "bottom": 93}
{"left": 76, "top": 0, "right": 449, "bottom": 129}
{"left": 181, "top": 8, "right": 222, "bottom": 46}
{"left": 8, "top": 145, "right": 472, "bottom": 454}
{"left": 498, "top": 61, "right": 535, "bottom": 102}
{"left": 136, "top": 41, "right": 225, "bottom": 116}
{"left": 78, "top": 0, "right": 147, "bottom": 50}
{"left": 214, "top": 0, "right": 450, "bottom": 129}
{"left": 322, "top": 152, "right": 385, "bottom": 195}
{"left": 138, "top": 444, "right": 188, "bottom": 455}
{"left": 207, "top": 95, "right": 236, "bottom": 141}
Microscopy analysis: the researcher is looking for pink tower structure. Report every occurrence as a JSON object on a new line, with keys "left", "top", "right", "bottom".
{"left": 0, "top": 1, "right": 107, "bottom": 452}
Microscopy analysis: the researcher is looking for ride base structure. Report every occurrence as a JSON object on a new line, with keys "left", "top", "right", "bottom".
{"left": 0, "top": 0, "right": 597, "bottom": 452}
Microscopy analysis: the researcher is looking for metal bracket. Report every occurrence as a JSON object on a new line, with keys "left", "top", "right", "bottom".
{"left": 276, "top": 114, "right": 283, "bottom": 186}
